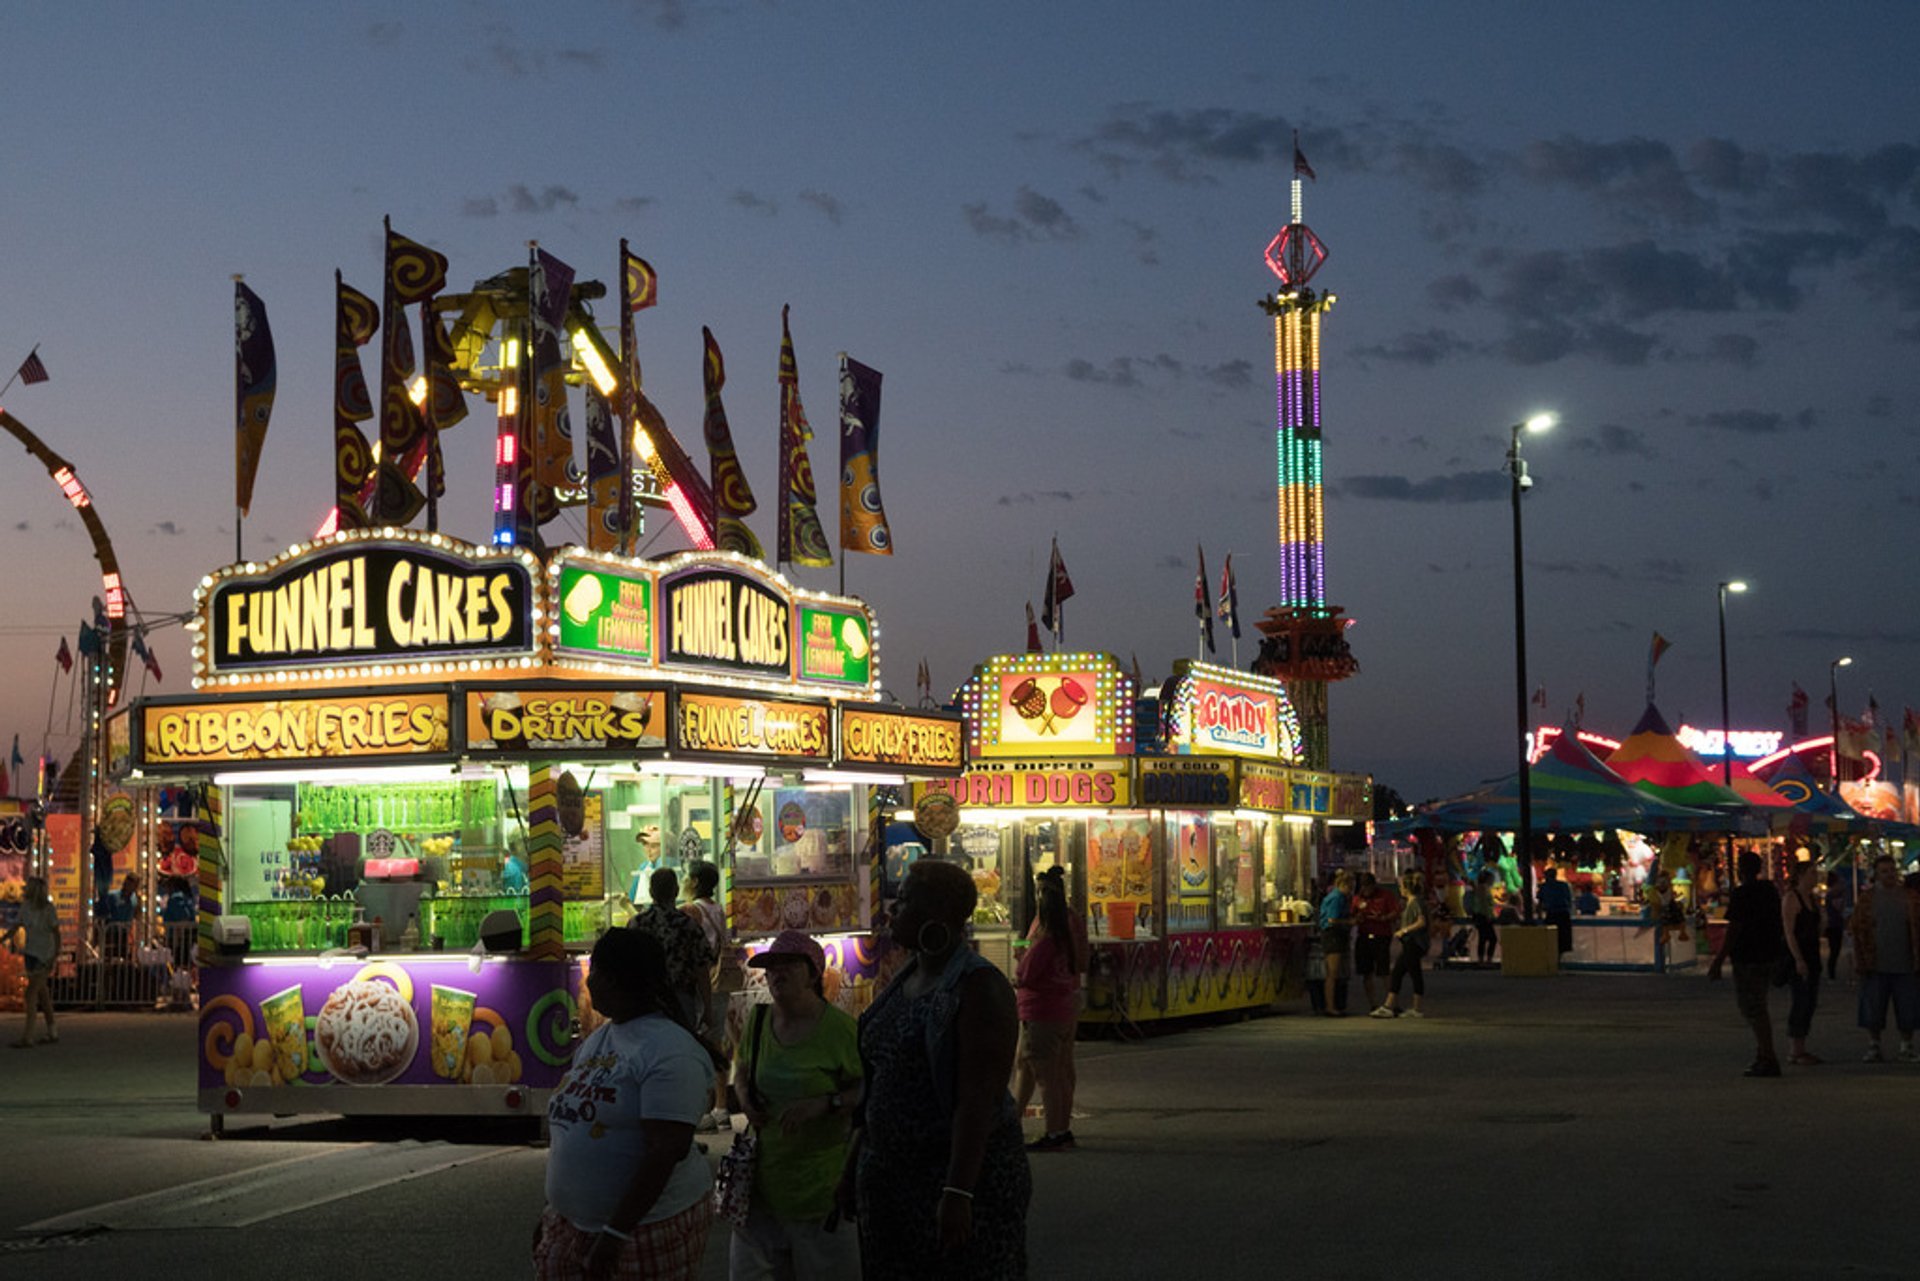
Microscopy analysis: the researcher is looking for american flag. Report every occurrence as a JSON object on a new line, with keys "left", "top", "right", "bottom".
{"left": 17, "top": 349, "right": 49, "bottom": 385}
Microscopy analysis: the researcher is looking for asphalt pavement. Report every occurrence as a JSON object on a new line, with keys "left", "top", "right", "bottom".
{"left": 2, "top": 963, "right": 1914, "bottom": 1279}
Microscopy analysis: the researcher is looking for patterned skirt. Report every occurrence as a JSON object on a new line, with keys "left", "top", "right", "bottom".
{"left": 533, "top": 1200, "right": 713, "bottom": 1280}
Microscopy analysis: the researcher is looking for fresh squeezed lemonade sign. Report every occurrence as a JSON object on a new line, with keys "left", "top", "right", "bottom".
{"left": 143, "top": 693, "right": 452, "bottom": 766}
{"left": 556, "top": 564, "right": 653, "bottom": 662}
{"left": 798, "top": 605, "right": 872, "bottom": 686}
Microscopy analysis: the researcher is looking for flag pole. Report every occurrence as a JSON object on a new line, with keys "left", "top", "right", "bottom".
{"left": 232, "top": 276, "right": 245, "bottom": 563}
{"left": 837, "top": 353, "right": 847, "bottom": 597}
{"left": 0, "top": 342, "right": 41, "bottom": 400}
{"left": 1228, "top": 548, "right": 1239, "bottom": 669}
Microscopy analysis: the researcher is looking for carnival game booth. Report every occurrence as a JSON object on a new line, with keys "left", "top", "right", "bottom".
{"left": 117, "top": 533, "right": 962, "bottom": 1124}
{"left": 920, "top": 653, "right": 1369, "bottom": 1028}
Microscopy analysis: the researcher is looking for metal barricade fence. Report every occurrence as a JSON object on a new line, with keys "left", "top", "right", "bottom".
{"left": 50, "top": 920, "right": 198, "bottom": 1010}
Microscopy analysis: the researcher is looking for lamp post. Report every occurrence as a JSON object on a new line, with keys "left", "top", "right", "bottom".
{"left": 1829, "top": 655, "right": 1853, "bottom": 788}
{"left": 1508, "top": 412, "right": 1555, "bottom": 924}
{"left": 1717, "top": 580, "right": 1748, "bottom": 786}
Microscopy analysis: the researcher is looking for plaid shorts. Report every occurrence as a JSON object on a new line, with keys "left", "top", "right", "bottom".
{"left": 534, "top": 1199, "right": 713, "bottom": 1280}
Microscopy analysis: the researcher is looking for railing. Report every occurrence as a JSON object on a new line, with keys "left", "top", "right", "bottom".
{"left": 47, "top": 920, "right": 197, "bottom": 1010}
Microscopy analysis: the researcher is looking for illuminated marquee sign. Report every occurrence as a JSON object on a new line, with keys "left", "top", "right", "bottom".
{"left": 466, "top": 689, "right": 666, "bottom": 753}
{"left": 1137, "top": 756, "right": 1236, "bottom": 808}
{"left": 798, "top": 605, "right": 873, "bottom": 687}
{"left": 838, "top": 707, "right": 964, "bottom": 773}
{"left": 1675, "top": 724, "right": 1784, "bottom": 761}
{"left": 140, "top": 692, "right": 452, "bottom": 767}
{"left": 660, "top": 566, "right": 793, "bottom": 680}
{"left": 554, "top": 562, "right": 654, "bottom": 664}
{"left": 916, "top": 759, "right": 1132, "bottom": 810}
{"left": 674, "top": 693, "right": 830, "bottom": 761}
{"left": 1162, "top": 660, "right": 1299, "bottom": 761}
{"left": 202, "top": 535, "right": 536, "bottom": 674}
{"left": 958, "top": 653, "right": 1136, "bottom": 760}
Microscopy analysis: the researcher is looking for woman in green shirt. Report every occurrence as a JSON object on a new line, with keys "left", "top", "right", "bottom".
{"left": 732, "top": 929, "right": 863, "bottom": 1280}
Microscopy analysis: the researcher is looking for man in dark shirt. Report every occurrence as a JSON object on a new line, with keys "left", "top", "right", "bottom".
{"left": 1708, "top": 850, "right": 1787, "bottom": 1077}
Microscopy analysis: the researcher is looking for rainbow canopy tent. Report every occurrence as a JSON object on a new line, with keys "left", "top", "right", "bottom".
{"left": 1604, "top": 704, "right": 1789, "bottom": 821}
{"left": 1387, "top": 727, "right": 1726, "bottom": 836}
{"left": 1751, "top": 750, "right": 1874, "bottom": 836}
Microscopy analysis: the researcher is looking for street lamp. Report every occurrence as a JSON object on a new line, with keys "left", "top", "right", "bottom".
{"left": 1508, "top": 411, "right": 1555, "bottom": 923}
{"left": 1829, "top": 655, "right": 1854, "bottom": 788}
{"left": 1717, "top": 580, "right": 1748, "bottom": 786}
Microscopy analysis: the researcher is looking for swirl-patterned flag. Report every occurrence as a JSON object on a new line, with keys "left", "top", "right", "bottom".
{"left": 622, "top": 245, "right": 714, "bottom": 548}
{"left": 583, "top": 385, "right": 624, "bottom": 553}
{"left": 422, "top": 309, "right": 466, "bottom": 505}
{"left": 702, "top": 326, "right": 763, "bottom": 558}
{"left": 333, "top": 274, "right": 379, "bottom": 531}
{"left": 530, "top": 247, "right": 581, "bottom": 513}
{"left": 777, "top": 306, "right": 832, "bottom": 568}
{"left": 234, "top": 281, "right": 276, "bottom": 516}
{"left": 838, "top": 355, "right": 892, "bottom": 555}
{"left": 375, "top": 221, "right": 445, "bottom": 525}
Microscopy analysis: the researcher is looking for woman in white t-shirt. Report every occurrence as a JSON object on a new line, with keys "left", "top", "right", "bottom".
{"left": 536, "top": 928, "right": 719, "bottom": 1280}
{"left": 7, "top": 876, "right": 61, "bottom": 1048}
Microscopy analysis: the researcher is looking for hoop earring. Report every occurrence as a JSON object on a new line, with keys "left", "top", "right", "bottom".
{"left": 918, "top": 920, "right": 953, "bottom": 954}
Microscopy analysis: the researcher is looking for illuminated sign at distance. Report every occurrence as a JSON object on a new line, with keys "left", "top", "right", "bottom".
{"left": 798, "top": 605, "right": 872, "bottom": 686}
{"left": 556, "top": 565, "right": 653, "bottom": 663}
{"left": 661, "top": 568, "right": 791, "bottom": 678}
{"left": 674, "top": 693, "right": 830, "bottom": 760}
{"left": 838, "top": 707, "right": 963, "bottom": 772}
{"left": 466, "top": 689, "right": 665, "bottom": 752}
{"left": 142, "top": 693, "right": 452, "bottom": 766}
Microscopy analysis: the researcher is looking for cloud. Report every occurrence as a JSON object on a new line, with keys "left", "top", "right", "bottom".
{"left": 612, "top": 196, "right": 656, "bottom": 215}
{"left": 1536, "top": 560, "right": 1623, "bottom": 579}
{"left": 1053, "top": 352, "right": 1249, "bottom": 391}
{"left": 798, "top": 190, "right": 844, "bottom": 225}
{"left": 153, "top": 521, "right": 182, "bottom": 536}
{"left": 1520, "top": 135, "right": 1717, "bottom": 227}
{"left": 731, "top": 190, "right": 778, "bottom": 216}
{"left": 462, "top": 196, "right": 499, "bottom": 218}
{"left": 1351, "top": 328, "right": 1479, "bottom": 367}
{"left": 1686, "top": 408, "right": 1818, "bottom": 434}
{"left": 963, "top": 186, "right": 1082, "bottom": 242}
{"left": 1333, "top": 471, "right": 1507, "bottom": 503}
{"left": 505, "top": 184, "right": 580, "bottom": 213}
{"left": 624, "top": 0, "right": 691, "bottom": 30}
{"left": 1119, "top": 218, "right": 1160, "bottom": 265}
{"left": 1701, "top": 333, "right": 1759, "bottom": 366}
{"left": 12, "top": 520, "right": 28, "bottom": 531}
{"left": 366, "top": 21, "right": 403, "bottom": 45}
{"left": 996, "top": 490, "right": 1082, "bottom": 506}
{"left": 1570, "top": 424, "right": 1655, "bottom": 458}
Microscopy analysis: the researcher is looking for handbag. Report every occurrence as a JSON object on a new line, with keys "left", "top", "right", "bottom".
{"left": 712, "top": 1005, "right": 767, "bottom": 1229}
{"left": 1771, "top": 953, "right": 1798, "bottom": 989}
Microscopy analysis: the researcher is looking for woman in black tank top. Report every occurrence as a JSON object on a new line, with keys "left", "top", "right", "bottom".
{"left": 1783, "top": 860, "right": 1824, "bottom": 1066}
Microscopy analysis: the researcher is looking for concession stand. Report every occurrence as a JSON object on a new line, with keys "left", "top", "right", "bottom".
{"left": 920, "top": 652, "right": 1369, "bottom": 1028}
{"left": 115, "top": 531, "right": 961, "bottom": 1125}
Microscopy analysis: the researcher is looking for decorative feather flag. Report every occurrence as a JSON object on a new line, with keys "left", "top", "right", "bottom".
{"left": 55, "top": 636, "right": 73, "bottom": 673}
{"left": 619, "top": 242, "right": 713, "bottom": 550}
{"left": 1194, "top": 544, "right": 1215, "bottom": 654}
{"left": 777, "top": 306, "right": 831, "bottom": 567}
{"left": 234, "top": 281, "right": 276, "bottom": 516}
{"left": 1293, "top": 130, "right": 1316, "bottom": 181}
{"left": 838, "top": 355, "right": 892, "bottom": 555}
{"left": 1039, "top": 538, "right": 1074, "bottom": 640}
{"left": 917, "top": 659, "right": 931, "bottom": 704}
{"left": 130, "top": 631, "right": 162, "bottom": 683}
{"left": 1026, "top": 602, "right": 1042, "bottom": 653}
{"left": 584, "top": 385, "right": 625, "bottom": 553}
{"left": 421, "top": 308, "right": 467, "bottom": 512}
{"left": 374, "top": 222, "right": 446, "bottom": 525}
{"left": 1645, "top": 631, "right": 1672, "bottom": 702}
{"left": 332, "top": 275, "right": 379, "bottom": 532}
{"left": 529, "top": 246, "right": 580, "bottom": 513}
{"left": 1217, "top": 552, "right": 1240, "bottom": 640}
{"left": 702, "top": 327, "right": 762, "bottom": 558}
{"left": 1788, "top": 683, "right": 1809, "bottom": 739}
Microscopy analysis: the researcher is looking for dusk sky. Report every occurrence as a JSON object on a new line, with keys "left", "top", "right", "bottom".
{"left": 4, "top": 2, "right": 1919, "bottom": 802}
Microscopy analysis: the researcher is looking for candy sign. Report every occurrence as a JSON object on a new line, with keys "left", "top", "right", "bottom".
{"left": 1191, "top": 680, "right": 1279, "bottom": 757}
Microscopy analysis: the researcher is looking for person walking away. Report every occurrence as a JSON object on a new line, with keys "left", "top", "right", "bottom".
{"left": 684, "top": 861, "right": 742, "bottom": 1133}
{"left": 630, "top": 867, "right": 714, "bottom": 1033}
{"left": 1029, "top": 866, "right": 1088, "bottom": 1137}
{"left": 729, "top": 929, "right": 862, "bottom": 1281}
{"left": 1823, "top": 870, "right": 1850, "bottom": 981}
{"left": 1372, "top": 870, "right": 1430, "bottom": 1018}
{"left": 6, "top": 876, "right": 60, "bottom": 1047}
{"left": 1707, "top": 850, "right": 1787, "bottom": 1077}
{"left": 1537, "top": 867, "right": 1574, "bottom": 962}
{"left": 1468, "top": 870, "right": 1498, "bottom": 966}
{"left": 104, "top": 871, "right": 140, "bottom": 961}
{"left": 1848, "top": 854, "right": 1920, "bottom": 1063}
{"left": 1781, "top": 859, "right": 1824, "bottom": 1066}
{"left": 536, "top": 929, "right": 719, "bottom": 1280}
{"left": 1350, "top": 872, "right": 1397, "bottom": 1014}
{"left": 1317, "top": 871, "right": 1354, "bottom": 1016}
{"left": 840, "top": 859, "right": 1030, "bottom": 1279}
{"left": 1015, "top": 878, "right": 1080, "bottom": 1151}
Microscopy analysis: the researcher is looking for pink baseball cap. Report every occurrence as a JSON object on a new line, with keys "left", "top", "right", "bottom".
{"left": 747, "top": 928, "right": 826, "bottom": 975}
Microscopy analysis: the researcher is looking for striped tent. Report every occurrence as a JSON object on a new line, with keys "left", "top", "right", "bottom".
{"left": 1604, "top": 704, "right": 1789, "bottom": 818}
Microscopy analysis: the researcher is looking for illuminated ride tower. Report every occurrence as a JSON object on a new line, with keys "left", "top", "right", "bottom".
{"left": 1252, "top": 137, "right": 1357, "bottom": 770}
